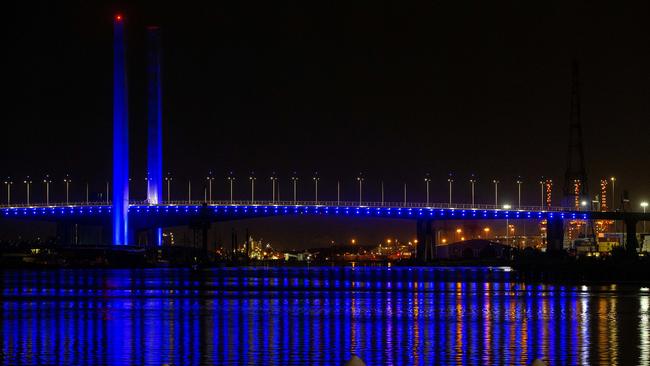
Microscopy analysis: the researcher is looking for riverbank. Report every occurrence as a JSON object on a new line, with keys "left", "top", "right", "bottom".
{"left": 2, "top": 245, "right": 650, "bottom": 284}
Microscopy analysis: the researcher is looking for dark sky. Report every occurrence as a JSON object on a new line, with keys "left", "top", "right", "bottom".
{"left": 0, "top": 1, "right": 648, "bottom": 246}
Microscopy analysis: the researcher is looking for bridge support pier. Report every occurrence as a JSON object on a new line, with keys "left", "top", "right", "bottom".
{"left": 188, "top": 203, "right": 212, "bottom": 260}
{"left": 546, "top": 217, "right": 564, "bottom": 252}
{"left": 416, "top": 219, "right": 436, "bottom": 262}
{"left": 625, "top": 218, "right": 639, "bottom": 255}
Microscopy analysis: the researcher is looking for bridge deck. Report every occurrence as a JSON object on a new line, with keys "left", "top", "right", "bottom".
{"left": 0, "top": 200, "right": 597, "bottom": 221}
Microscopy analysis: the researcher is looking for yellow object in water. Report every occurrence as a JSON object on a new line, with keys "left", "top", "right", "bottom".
{"left": 343, "top": 355, "right": 366, "bottom": 366}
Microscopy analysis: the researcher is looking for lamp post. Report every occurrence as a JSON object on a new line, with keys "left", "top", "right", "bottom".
{"left": 424, "top": 174, "right": 431, "bottom": 206}
{"left": 165, "top": 172, "right": 172, "bottom": 202}
{"left": 356, "top": 173, "right": 364, "bottom": 205}
{"left": 516, "top": 177, "right": 523, "bottom": 209}
{"left": 249, "top": 172, "right": 256, "bottom": 203}
{"left": 144, "top": 174, "right": 152, "bottom": 203}
{"left": 85, "top": 182, "right": 89, "bottom": 204}
{"left": 642, "top": 202, "right": 648, "bottom": 233}
{"left": 313, "top": 172, "right": 320, "bottom": 204}
{"left": 63, "top": 175, "right": 72, "bottom": 205}
{"left": 381, "top": 180, "right": 385, "bottom": 205}
{"left": 291, "top": 172, "right": 298, "bottom": 204}
{"left": 187, "top": 180, "right": 191, "bottom": 204}
{"left": 539, "top": 177, "right": 545, "bottom": 209}
{"left": 4, "top": 178, "right": 13, "bottom": 205}
{"left": 337, "top": 180, "right": 341, "bottom": 205}
{"left": 492, "top": 179, "right": 499, "bottom": 207}
{"left": 270, "top": 172, "right": 278, "bottom": 203}
{"left": 227, "top": 172, "right": 235, "bottom": 203}
{"left": 469, "top": 174, "right": 476, "bottom": 207}
{"left": 24, "top": 177, "right": 32, "bottom": 206}
{"left": 43, "top": 174, "right": 52, "bottom": 205}
{"left": 106, "top": 181, "right": 110, "bottom": 204}
{"left": 447, "top": 173, "right": 454, "bottom": 206}
{"left": 206, "top": 171, "right": 215, "bottom": 202}
{"left": 403, "top": 182, "right": 407, "bottom": 206}
{"left": 610, "top": 177, "right": 616, "bottom": 211}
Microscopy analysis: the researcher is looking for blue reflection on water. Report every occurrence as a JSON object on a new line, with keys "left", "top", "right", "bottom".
{"left": 0, "top": 267, "right": 647, "bottom": 365}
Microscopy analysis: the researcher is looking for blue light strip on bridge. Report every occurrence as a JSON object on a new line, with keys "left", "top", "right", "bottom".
{"left": 1, "top": 205, "right": 589, "bottom": 221}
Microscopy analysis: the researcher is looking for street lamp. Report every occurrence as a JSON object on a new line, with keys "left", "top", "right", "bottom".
{"left": 164, "top": 172, "right": 172, "bottom": 202}
{"left": 424, "top": 173, "right": 431, "bottom": 206}
{"left": 63, "top": 174, "right": 72, "bottom": 205}
{"left": 516, "top": 177, "right": 523, "bottom": 209}
{"left": 469, "top": 174, "right": 476, "bottom": 207}
{"left": 447, "top": 173, "right": 454, "bottom": 206}
{"left": 105, "top": 181, "right": 110, "bottom": 204}
{"left": 539, "top": 177, "right": 545, "bottom": 209}
{"left": 610, "top": 177, "right": 616, "bottom": 211}
{"left": 187, "top": 179, "right": 192, "bottom": 204}
{"left": 337, "top": 180, "right": 341, "bottom": 205}
{"left": 144, "top": 173, "right": 152, "bottom": 203}
{"left": 641, "top": 202, "right": 648, "bottom": 233}
{"left": 24, "top": 177, "right": 32, "bottom": 205}
{"left": 206, "top": 171, "right": 215, "bottom": 202}
{"left": 43, "top": 174, "right": 52, "bottom": 205}
{"left": 249, "top": 172, "right": 256, "bottom": 203}
{"left": 4, "top": 177, "right": 13, "bottom": 205}
{"left": 356, "top": 173, "right": 364, "bottom": 205}
{"left": 291, "top": 172, "right": 298, "bottom": 204}
{"left": 403, "top": 182, "right": 407, "bottom": 206}
{"left": 381, "top": 180, "right": 385, "bottom": 205}
{"left": 227, "top": 172, "right": 235, "bottom": 203}
{"left": 270, "top": 172, "right": 278, "bottom": 203}
{"left": 492, "top": 179, "right": 499, "bottom": 207}
{"left": 313, "top": 172, "right": 320, "bottom": 204}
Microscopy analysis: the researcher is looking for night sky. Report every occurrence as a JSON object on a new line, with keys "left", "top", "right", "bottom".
{"left": 1, "top": 1, "right": 648, "bottom": 247}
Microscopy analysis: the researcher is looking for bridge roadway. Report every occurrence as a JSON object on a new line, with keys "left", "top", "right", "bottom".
{"left": 1, "top": 200, "right": 593, "bottom": 222}
{"left": 2, "top": 200, "right": 647, "bottom": 221}
{"left": 1, "top": 200, "right": 647, "bottom": 259}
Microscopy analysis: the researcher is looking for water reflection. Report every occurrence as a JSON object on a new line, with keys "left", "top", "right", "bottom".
{"left": 0, "top": 267, "right": 648, "bottom": 365}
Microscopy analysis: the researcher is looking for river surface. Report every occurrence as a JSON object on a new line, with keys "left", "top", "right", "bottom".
{"left": 0, "top": 266, "right": 648, "bottom": 365}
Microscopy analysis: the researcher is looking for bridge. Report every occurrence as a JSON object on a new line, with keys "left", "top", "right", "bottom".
{"left": 3, "top": 14, "right": 648, "bottom": 261}
{"left": 2, "top": 199, "right": 648, "bottom": 260}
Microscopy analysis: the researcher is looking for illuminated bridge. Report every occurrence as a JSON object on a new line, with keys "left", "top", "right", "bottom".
{"left": 2, "top": 199, "right": 648, "bottom": 260}
{"left": 5, "top": 14, "right": 647, "bottom": 261}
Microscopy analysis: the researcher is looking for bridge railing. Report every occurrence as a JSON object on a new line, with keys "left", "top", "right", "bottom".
{"left": 0, "top": 199, "right": 584, "bottom": 212}
{"left": 0, "top": 201, "right": 110, "bottom": 209}
{"left": 151, "top": 200, "right": 579, "bottom": 212}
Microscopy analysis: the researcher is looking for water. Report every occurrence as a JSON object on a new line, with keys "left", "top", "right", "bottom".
{"left": 1, "top": 266, "right": 648, "bottom": 365}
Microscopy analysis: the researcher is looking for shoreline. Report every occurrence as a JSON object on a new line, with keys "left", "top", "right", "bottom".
{"left": 1, "top": 247, "right": 650, "bottom": 285}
